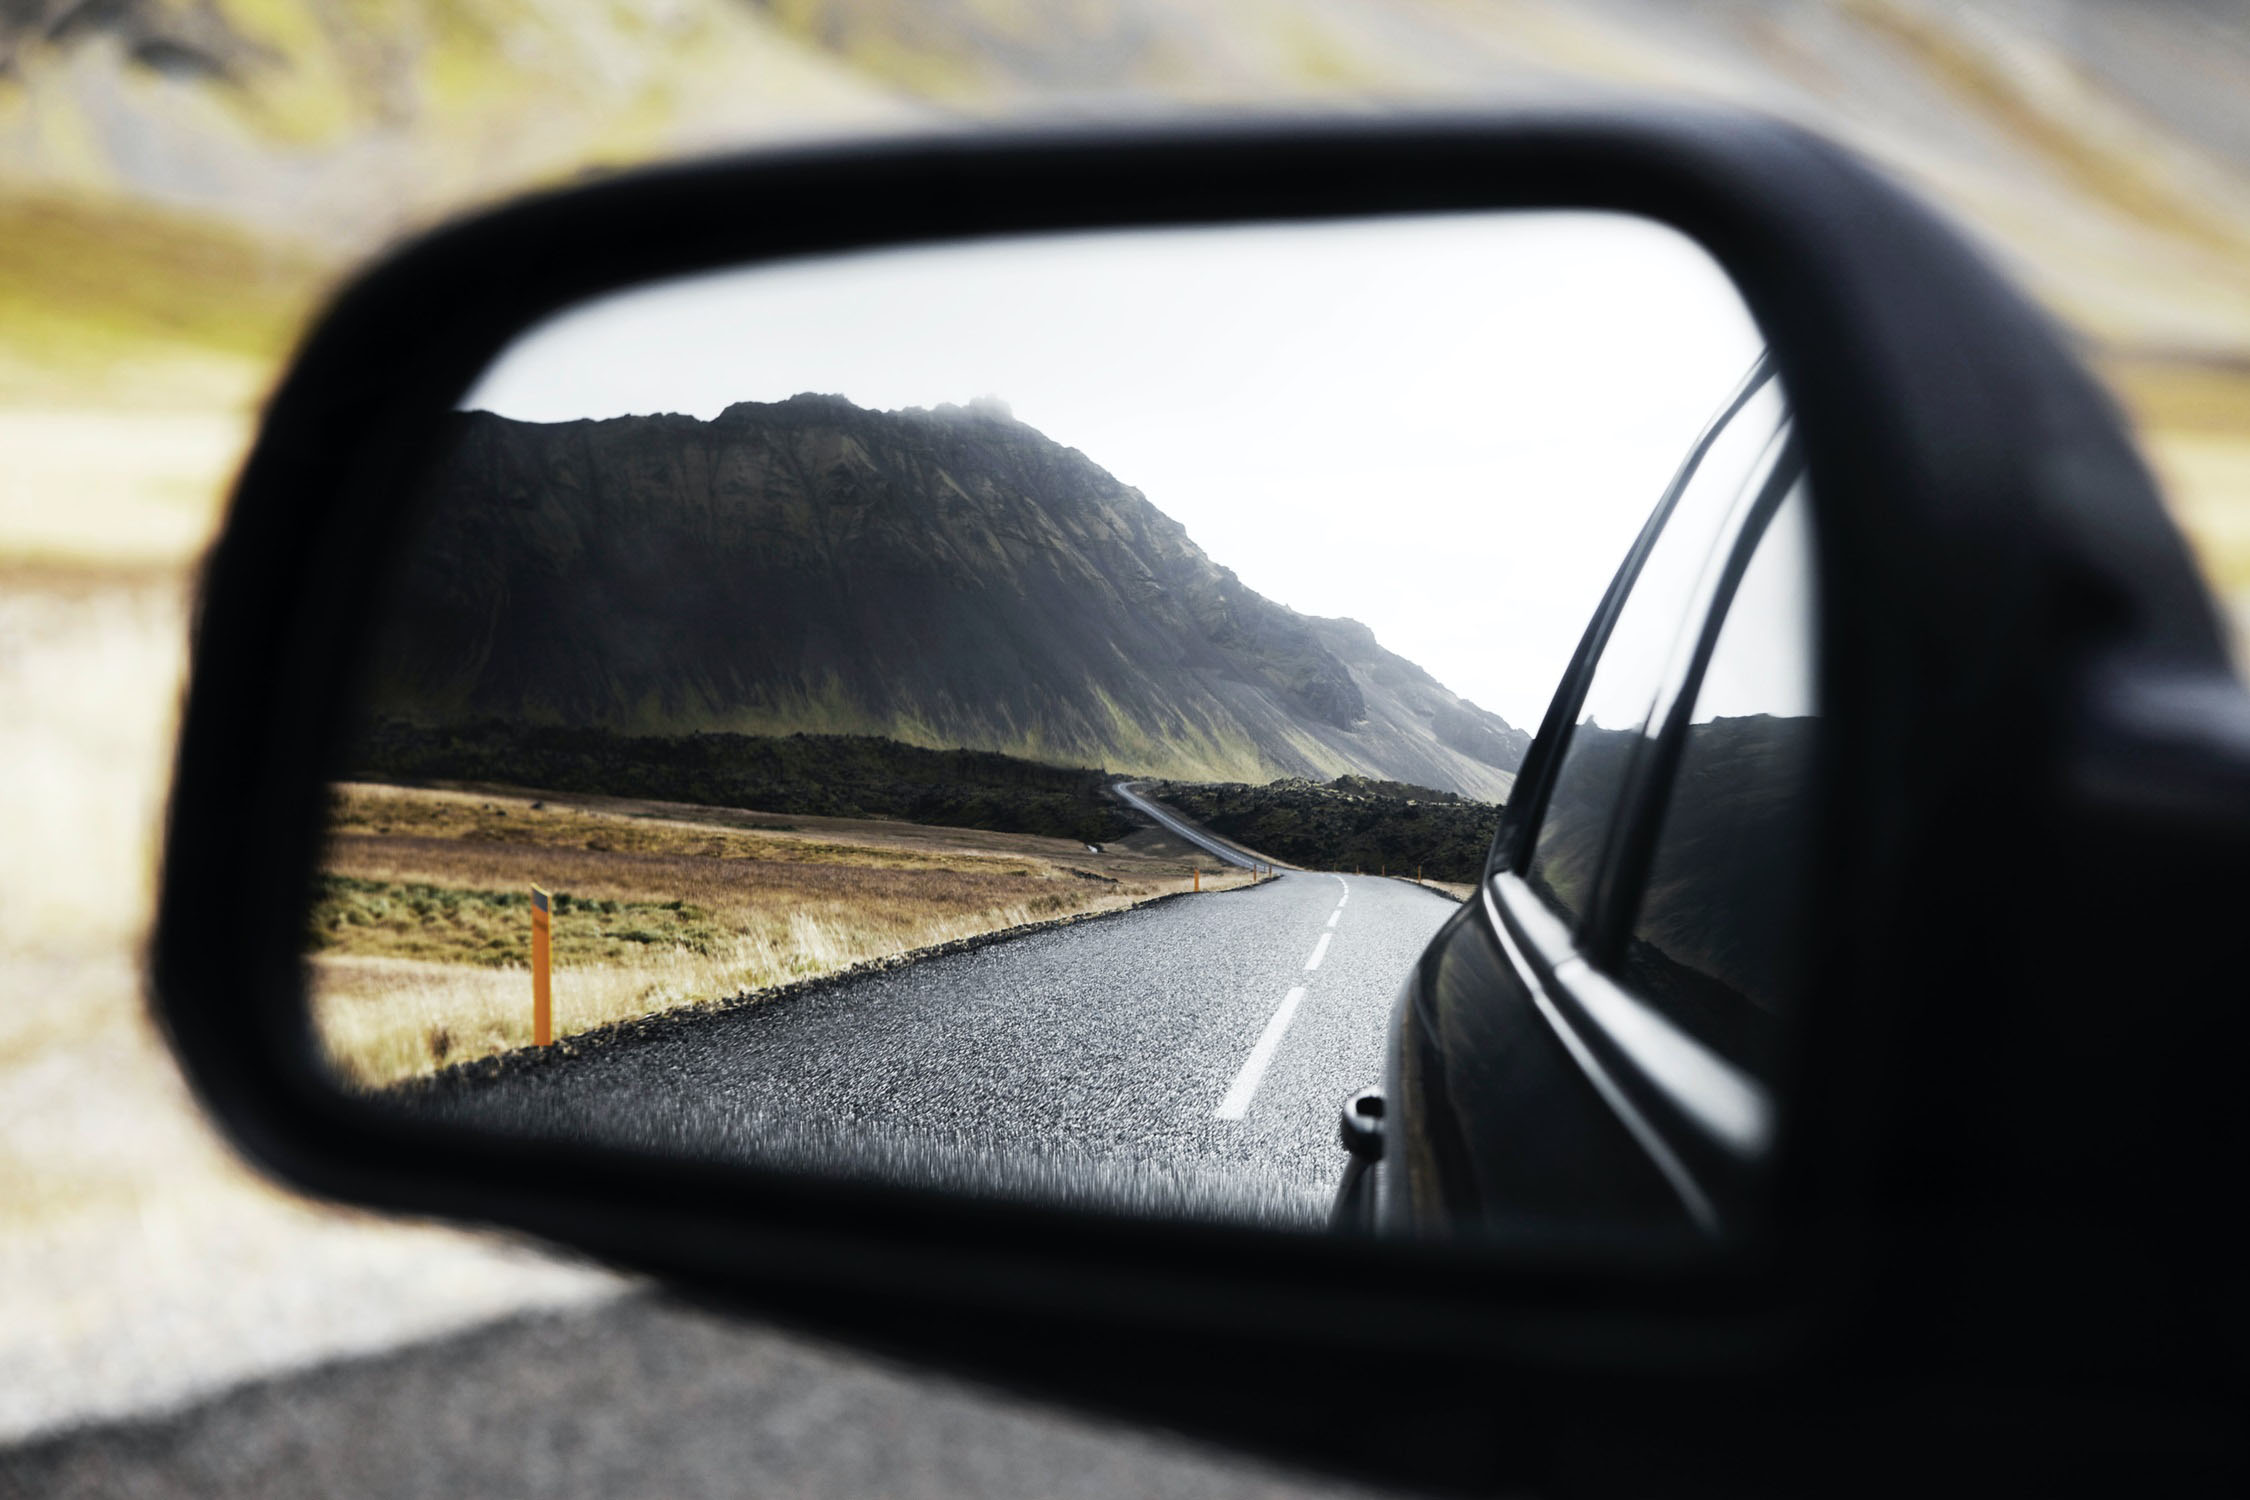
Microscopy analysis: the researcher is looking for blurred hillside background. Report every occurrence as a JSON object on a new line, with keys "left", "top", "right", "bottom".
{"left": 4, "top": 0, "right": 2249, "bottom": 1461}
{"left": 6, "top": 0, "right": 2250, "bottom": 585}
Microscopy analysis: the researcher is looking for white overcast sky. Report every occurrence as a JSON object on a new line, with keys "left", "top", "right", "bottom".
{"left": 466, "top": 212, "right": 1766, "bottom": 729}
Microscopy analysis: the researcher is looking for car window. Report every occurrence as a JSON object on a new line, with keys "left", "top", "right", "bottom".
{"left": 1523, "top": 373, "right": 1789, "bottom": 928}
{"left": 1620, "top": 481, "right": 1818, "bottom": 1081}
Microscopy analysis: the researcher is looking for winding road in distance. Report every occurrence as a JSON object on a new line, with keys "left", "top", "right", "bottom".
{"left": 417, "top": 793, "right": 1461, "bottom": 1228}
{"left": 1108, "top": 779, "right": 1272, "bottom": 868}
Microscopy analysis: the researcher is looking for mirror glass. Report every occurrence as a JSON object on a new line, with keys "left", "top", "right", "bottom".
{"left": 305, "top": 211, "right": 1809, "bottom": 1238}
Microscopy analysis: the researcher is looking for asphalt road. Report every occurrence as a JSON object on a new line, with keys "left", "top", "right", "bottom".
{"left": 1110, "top": 780, "right": 1270, "bottom": 868}
{"left": 416, "top": 867, "right": 1458, "bottom": 1228}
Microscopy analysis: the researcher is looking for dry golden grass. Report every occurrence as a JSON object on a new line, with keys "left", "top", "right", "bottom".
{"left": 308, "top": 781, "right": 1253, "bottom": 1087}
{"left": 1844, "top": 1, "right": 2250, "bottom": 267}
{"left": 2104, "top": 355, "right": 2250, "bottom": 438}
{"left": 2097, "top": 352, "right": 2250, "bottom": 665}
{"left": 1396, "top": 877, "right": 1473, "bottom": 903}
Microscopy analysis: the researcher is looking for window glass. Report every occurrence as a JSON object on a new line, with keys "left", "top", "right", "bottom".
{"left": 1621, "top": 482, "right": 1818, "bottom": 1082}
{"left": 1525, "top": 375, "right": 1787, "bottom": 926}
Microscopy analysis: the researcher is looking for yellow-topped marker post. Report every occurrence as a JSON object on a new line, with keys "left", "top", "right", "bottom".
{"left": 530, "top": 886, "right": 553, "bottom": 1047}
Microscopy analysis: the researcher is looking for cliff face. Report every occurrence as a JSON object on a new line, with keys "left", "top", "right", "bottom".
{"left": 367, "top": 394, "right": 1525, "bottom": 798}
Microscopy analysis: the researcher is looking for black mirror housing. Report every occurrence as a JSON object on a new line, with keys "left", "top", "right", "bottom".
{"left": 153, "top": 112, "right": 2249, "bottom": 1489}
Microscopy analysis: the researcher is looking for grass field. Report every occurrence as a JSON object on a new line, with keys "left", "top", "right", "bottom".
{"left": 2100, "top": 353, "right": 2250, "bottom": 666}
{"left": 306, "top": 781, "right": 1250, "bottom": 1088}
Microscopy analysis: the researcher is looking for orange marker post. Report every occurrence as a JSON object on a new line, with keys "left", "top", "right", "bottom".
{"left": 530, "top": 885, "right": 553, "bottom": 1047}
{"left": 1193, "top": 867, "right": 1202, "bottom": 892}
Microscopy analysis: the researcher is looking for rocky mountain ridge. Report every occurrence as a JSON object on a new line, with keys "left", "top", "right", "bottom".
{"left": 367, "top": 394, "right": 1526, "bottom": 798}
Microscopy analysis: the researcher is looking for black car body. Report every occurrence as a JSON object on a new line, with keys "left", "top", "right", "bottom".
{"left": 1348, "top": 356, "right": 1815, "bottom": 1243}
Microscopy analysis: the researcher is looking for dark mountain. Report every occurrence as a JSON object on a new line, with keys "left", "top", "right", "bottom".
{"left": 365, "top": 394, "right": 1525, "bottom": 798}
{"left": 349, "top": 721, "right": 1142, "bottom": 845}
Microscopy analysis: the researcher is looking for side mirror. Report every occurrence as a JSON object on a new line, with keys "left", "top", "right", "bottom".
{"left": 153, "top": 116, "right": 2250, "bottom": 1486}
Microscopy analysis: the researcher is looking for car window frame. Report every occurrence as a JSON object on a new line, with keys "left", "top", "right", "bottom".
{"left": 1578, "top": 443, "right": 1810, "bottom": 971}
{"left": 1489, "top": 355, "right": 1778, "bottom": 887}
{"left": 1521, "top": 409, "right": 1797, "bottom": 938}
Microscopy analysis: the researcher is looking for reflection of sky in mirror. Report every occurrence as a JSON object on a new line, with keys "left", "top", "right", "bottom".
{"left": 1692, "top": 484, "right": 1817, "bottom": 723}
{"left": 466, "top": 213, "right": 1766, "bottom": 729}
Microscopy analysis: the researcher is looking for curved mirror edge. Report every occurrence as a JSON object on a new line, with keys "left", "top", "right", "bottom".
{"left": 293, "top": 210, "right": 1795, "bottom": 1249}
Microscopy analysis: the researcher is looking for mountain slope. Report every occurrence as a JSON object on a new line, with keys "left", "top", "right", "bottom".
{"left": 365, "top": 395, "right": 1525, "bottom": 799}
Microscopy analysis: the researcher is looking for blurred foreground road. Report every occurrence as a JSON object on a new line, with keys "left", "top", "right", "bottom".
{"left": 419, "top": 871, "right": 1455, "bottom": 1225}
{"left": 0, "top": 1293, "right": 1383, "bottom": 1500}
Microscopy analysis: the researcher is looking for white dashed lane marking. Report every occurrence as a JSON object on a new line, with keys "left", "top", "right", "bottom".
{"left": 1215, "top": 874, "right": 1360, "bottom": 1120}
{"left": 1214, "top": 988, "right": 1307, "bottom": 1120}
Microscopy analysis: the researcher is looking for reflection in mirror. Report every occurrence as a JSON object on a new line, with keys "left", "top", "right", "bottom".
{"left": 304, "top": 212, "right": 1807, "bottom": 1237}
{"left": 1620, "top": 480, "right": 1818, "bottom": 1086}
{"left": 1525, "top": 368, "right": 1790, "bottom": 928}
